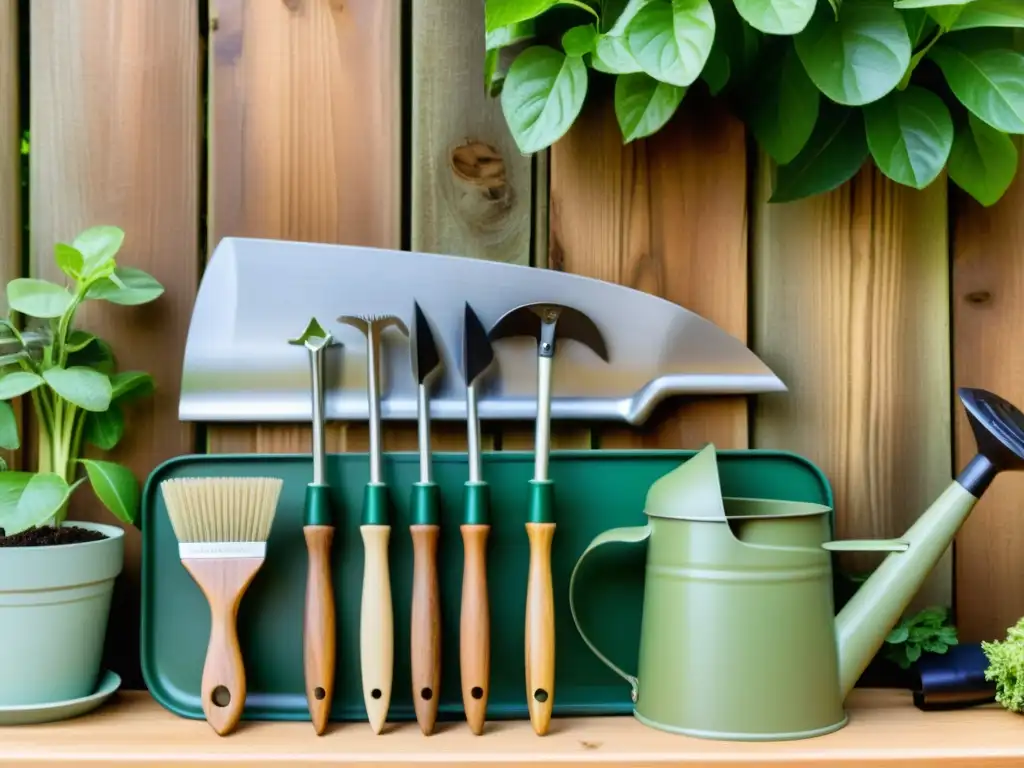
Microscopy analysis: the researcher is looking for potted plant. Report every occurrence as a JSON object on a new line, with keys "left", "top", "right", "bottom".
{"left": 983, "top": 615, "right": 1024, "bottom": 713}
{"left": 0, "top": 224, "right": 164, "bottom": 712}
{"left": 484, "top": 0, "right": 1023, "bottom": 207}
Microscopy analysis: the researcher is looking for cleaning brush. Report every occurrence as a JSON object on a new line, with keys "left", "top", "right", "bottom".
{"left": 160, "top": 475, "right": 284, "bottom": 736}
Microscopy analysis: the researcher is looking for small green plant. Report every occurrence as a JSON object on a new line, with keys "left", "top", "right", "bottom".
{"left": 883, "top": 605, "right": 958, "bottom": 669}
{"left": 485, "top": 0, "right": 1024, "bottom": 206}
{"left": 0, "top": 225, "right": 164, "bottom": 535}
{"left": 982, "top": 615, "right": 1024, "bottom": 713}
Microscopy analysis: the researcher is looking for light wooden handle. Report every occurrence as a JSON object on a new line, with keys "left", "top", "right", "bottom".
{"left": 460, "top": 524, "right": 490, "bottom": 735}
{"left": 182, "top": 557, "right": 265, "bottom": 736}
{"left": 525, "top": 522, "right": 556, "bottom": 736}
{"left": 360, "top": 524, "right": 393, "bottom": 734}
{"left": 410, "top": 524, "right": 441, "bottom": 735}
{"left": 303, "top": 525, "right": 336, "bottom": 735}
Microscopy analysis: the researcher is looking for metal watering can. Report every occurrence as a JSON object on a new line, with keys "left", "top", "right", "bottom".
{"left": 569, "top": 387, "right": 1024, "bottom": 741}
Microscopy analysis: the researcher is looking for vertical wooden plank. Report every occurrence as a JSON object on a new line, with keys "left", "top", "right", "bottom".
{"left": 952, "top": 137, "right": 1024, "bottom": 644}
{"left": 548, "top": 95, "right": 749, "bottom": 451}
{"left": 410, "top": 0, "right": 532, "bottom": 453}
{"left": 206, "top": 0, "right": 401, "bottom": 454}
{"left": 751, "top": 156, "right": 952, "bottom": 613}
{"left": 30, "top": 0, "right": 200, "bottom": 686}
{"left": 0, "top": 0, "right": 21, "bottom": 471}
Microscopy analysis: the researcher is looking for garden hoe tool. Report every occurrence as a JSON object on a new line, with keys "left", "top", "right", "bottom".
{"left": 409, "top": 301, "right": 443, "bottom": 735}
{"left": 568, "top": 386, "right": 1024, "bottom": 742}
{"left": 337, "top": 312, "right": 409, "bottom": 735}
{"left": 460, "top": 302, "right": 497, "bottom": 735}
{"left": 288, "top": 317, "right": 337, "bottom": 735}
{"left": 488, "top": 302, "right": 609, "bottom": 736}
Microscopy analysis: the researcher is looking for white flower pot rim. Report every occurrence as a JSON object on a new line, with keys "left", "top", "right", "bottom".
{"left": 0, "top": 521, "right": 125, "bottom": 552}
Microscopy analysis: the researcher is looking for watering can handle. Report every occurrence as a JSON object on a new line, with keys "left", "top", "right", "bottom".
{"left": 569, "top": 524, "right": 651, "bottom": 702}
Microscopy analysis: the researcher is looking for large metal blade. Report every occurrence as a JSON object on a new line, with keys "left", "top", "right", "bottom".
{"left": 463, "top": 302, "right": 495, "bottom": 388}
{"left": 179, "top": 237, "right": 786, "bottom": 425}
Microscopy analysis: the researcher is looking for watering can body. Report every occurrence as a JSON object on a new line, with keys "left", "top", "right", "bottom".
{"left": 569, "top": 440, "right": 987, "bottom": 741}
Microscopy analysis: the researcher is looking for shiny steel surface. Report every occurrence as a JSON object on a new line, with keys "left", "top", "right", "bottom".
{"left": 179, "top": 238, "right": 787, "bottom": 425}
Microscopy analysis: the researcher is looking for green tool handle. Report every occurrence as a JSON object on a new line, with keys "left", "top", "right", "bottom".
{"left": 302, "top": 484, "right": 335, "bottom": 735}
{"left": 409, "top": 482, "right": 441, "bottom": 735}
{"left": 525, "top": 479, "right": 555, "bottom": 736}
{"left": 460, "top": 481, "right": 490, "bottom": 735}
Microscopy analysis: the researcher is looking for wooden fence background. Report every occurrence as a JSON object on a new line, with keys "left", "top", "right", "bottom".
{"left": 2, "top": 0, "right": 1022, "bottom": 691}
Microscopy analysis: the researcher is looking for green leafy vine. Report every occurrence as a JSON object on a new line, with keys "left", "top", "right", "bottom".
{"left": 485, "top": 0, "right": 1024, "bottom": 206}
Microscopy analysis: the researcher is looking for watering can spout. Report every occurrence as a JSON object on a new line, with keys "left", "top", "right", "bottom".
{"left": 835, "top": 387, "right": 1024, "bottom": 698}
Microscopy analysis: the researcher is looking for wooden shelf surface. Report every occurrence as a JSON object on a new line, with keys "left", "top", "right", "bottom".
{"left": 2, "top": 688, "right": 1024, "bottom": 767}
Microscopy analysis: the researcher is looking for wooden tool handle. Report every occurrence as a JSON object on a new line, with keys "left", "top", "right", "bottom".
{"left": 410, "top": 524, "right": 441, "bottom": 735}
{"left": 303, "top": 525, "right": 336, "bottom": 734}
{"left": 460, "top": 523, "right": 490, "bottom": 735}
{"left": 525, "top": 522, "right": 556, "bottom": 736}
{"left": 360, "top": 524, "right": 393, "bottom": 734}
{"left": 182, "top": 557, "right": 265, "bottom": 736}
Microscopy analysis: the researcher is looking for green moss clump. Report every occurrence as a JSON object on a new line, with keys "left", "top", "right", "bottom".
{"left": 982, "top": 617, "right": 1024, "bottom": 714}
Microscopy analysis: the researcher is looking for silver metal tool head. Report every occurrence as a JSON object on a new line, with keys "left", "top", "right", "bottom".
{"left": 337, "top": 313, "right": 409, "bottom": 339}
{"left": 488, "top": 302, "right": 609, "bottom": 361}
{"left": 288, "top": 317, "right": 336, "bottom": 352}
{"left": 463, "top": 302, "right": 495, "bottom": 388}
{"left": 412, "top": 301, "right": 442, "bottom": 386}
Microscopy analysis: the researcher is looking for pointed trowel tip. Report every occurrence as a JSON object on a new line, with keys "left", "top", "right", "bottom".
{"left": 412, "top": 301, "right": 441, "bottom": 384}
{"left": 463, "top": 302, "right": 495, "bottom": 387}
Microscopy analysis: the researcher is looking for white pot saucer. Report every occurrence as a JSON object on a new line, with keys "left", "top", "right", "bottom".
{"left": 0, "top": 670, "right": 122, "bottom": 726}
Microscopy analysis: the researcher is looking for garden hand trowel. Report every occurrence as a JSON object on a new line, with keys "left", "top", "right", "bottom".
{"left": 179, "top": 238, "right": 786, "bottom": 427}
{"left": 288, "top": 318, "right": 337, "bottom": 735}
{"left": 488, "top": 302, "right": 609, "bottom": 737}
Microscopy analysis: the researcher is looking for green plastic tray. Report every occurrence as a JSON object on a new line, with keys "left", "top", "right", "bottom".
{"left": 140, "top": 449, "right": 832, "bottom": 724}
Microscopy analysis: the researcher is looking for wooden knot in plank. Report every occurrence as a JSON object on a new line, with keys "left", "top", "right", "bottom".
{"left": 964, "top": 290, "right": 992, "bottom": 305}
{"left": 448, "top": 141, "right": 515, "bottom": 232}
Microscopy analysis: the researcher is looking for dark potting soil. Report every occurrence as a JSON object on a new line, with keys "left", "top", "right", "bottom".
{"left": 0, "top": 525, "right": 108, "bottom": 547}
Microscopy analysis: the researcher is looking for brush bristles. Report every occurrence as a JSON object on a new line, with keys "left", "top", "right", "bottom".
{"left": 160, "top": 476, "right": 284, "bottom": 545}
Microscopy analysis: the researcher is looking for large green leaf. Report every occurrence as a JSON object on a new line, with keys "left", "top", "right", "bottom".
{"left": 0, "top": 401, "right": 19, "bottom": 451}
{"left": 745, "top": 44, "right": 820, "bottom": 164}
{"left": 42, "top": 366, "right": 112, "bottom": 412}
{"left": 863, "top": 85, "right": 954, "bottom": 188}
{"left": 500, "top": 46, "right": 589, "bottom": 153}
{"left": 591, "top": 33, "right": 644, "bottom": 72}
{"left": 948, "top": 113, "right": 1019, "bottom": 206}
{"left": 951, "top": 0, "right": 1024, "bottom": 30}
{"left": 625, "top": 0, "right": 716, "bottom": 87}
{"left": 614, "top": 72, "right": 687, "bottom": 141}
{"left": 72, "top": 225, "right": 124, "bottom": 272}
{"left": 111, "top": 371, "right": 155, "bottom": 402}
{"left": 0, "top": 471, "right": 33, "bottom": 523}
{"left": 8, "top": 473, "right": 85, "bottom": 535}
{"left": 79, "top": 459, "right": 139, "bottom": 525}
{"left": 794, "top": 0, "right": 912, "bottom": 106}
{"left": 485, "top": 0, "right": 597, "bottom": 31}
{"left": 770, "top": 103, "right": 870, "bottom": 203}
{"left": 6, "top": 278, "right": 74, "bottom": 319}
{"left": 54, "top": 243, "right": 85, "bottom": 281}
{"left": 562, "top": 23, "right": 598, "bottom": 55}
{"left": 84, "top": 404, "right": 125, "bottom": 451}
{"left": 85, "top": 266, "right": 165, "bottom": 306}
{"left": 607, "top": 0, "right": 652, "bottom": 33}
{"left": 928, "top": 5, "right": 966, "bottom": 28}
{"left": 733, "top": 0, "right": 815, "bottom": 35}
{"left": 0, "top": 371, "right": 44, "bottom": 400}
{"left": 929, "top": 44, "right": 1024, "bottom": 134}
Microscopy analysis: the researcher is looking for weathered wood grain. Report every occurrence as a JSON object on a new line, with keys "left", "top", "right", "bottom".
{"left": 952, "top": 137, "right": 1024, "bottom": 643}
{"left": 29, "top": 0, "right": 200, "bottom": 686}
{"left": 0, "top": 0, "right": 21, "bottom": 471}
{"left": 547, "top": 95, "right": 750, "bottom": 452}
{"left": 410, "top": 0, "right": 531, "bottom": 454}
{"left": 206, "top": 0, "right": 401, "bottom": 455}
{"left": 751, "top": 155, "right": 952, "bottom": 612}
